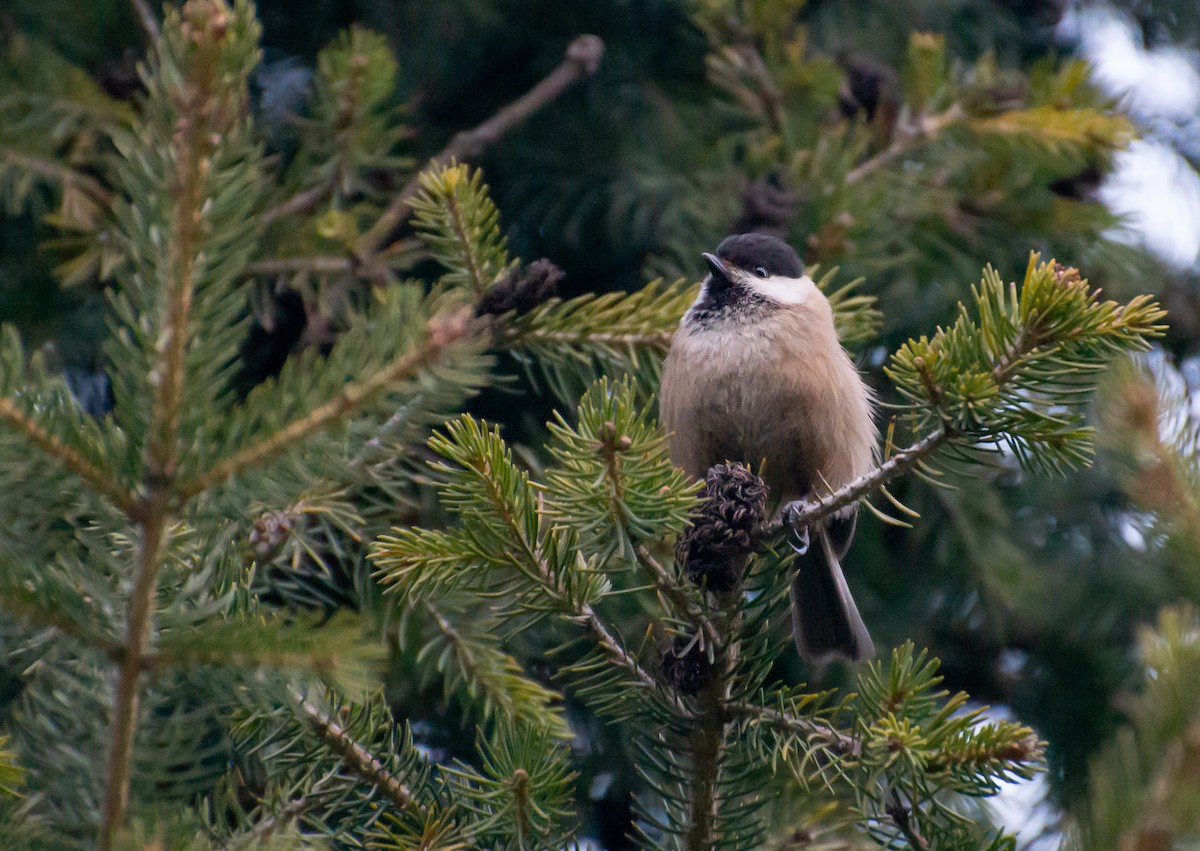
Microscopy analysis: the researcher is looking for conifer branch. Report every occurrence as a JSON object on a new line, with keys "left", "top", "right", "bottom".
{"left": 292, "top": 690, "right": 425, "bottom": 815}
{"left": 0, "top": 397, "right": 135, "bottom": 513}
{"left": 421, "top": 601, "right": 571, "bottom": 738}
{"left": 686, "top": 602, "right": 738, "bottom": 851}
{"left": 519, "top": 328, "right": 676, "bottom": 348}
{"left": 0, "top": 580, "right": 126, "bottom": 662}
{"left": 636, "top": 544, "right": 722, "bottom": 649}
{"left": 726, "top": 700, "right": 859, "bottom": 757}
{"left": 770, "top": 258, "right": 1163, "bottom": 536}
{"left": 580, "top": 601, "right": 683, "bottom": 708}
{"left": 0, "top": 148, "right": 115, "bottom": 205}
{"left": 224, "top": 773, "right": 337, "bottom": 849}
{"left": 766, "top": 427, "right": 949, "bottom": 535}
{"left": 357, "top": 34, "right": 605, "bottom": 256}
{"left": 101, "top": 4, "right": 260, "bottom": 841}
{"left": 177, "top": 307, "right": 475, "bottom": 500}
{"left": 144, "top": 13, "right": 219, "bottom": 484}
{"left": 98, "top": 503, "right": 168, "bottom": 851}
{"left": 491, "top": 469, "right": 679, "bottom": 710}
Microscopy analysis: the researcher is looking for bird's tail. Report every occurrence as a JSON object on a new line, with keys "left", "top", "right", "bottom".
{"left": 790, "top": 525, "right": 874, "bottom": 663}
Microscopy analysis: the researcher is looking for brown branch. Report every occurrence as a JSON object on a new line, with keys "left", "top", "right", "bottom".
{"left": 685, "top": 595, "right": 739, "bottom": 851}
{"left": 725, "top": 699, "right": 860, "bottom": 757}
{"left": 636, "top": 544, "right": 722, "bottom": 649}
{"left": 98, "top": 502, "right": 167, "bottom": 851}
{"left": 242, "top": 255, "right": 357, "bottom": 278}
{"left": 505, "top": 328, "right": 675, "bottom": 349}
{"left": 765, "top": 427, "right": 949, "bottom": 536}
{"left": 292, "top": 689, "right": 424, "bottom": 814}
{"left": 129, "top": 0, "right": 160, "bottom": 41}
{"left": 845, "top": 104, "right": 964, "bottom": 185}
{"left": 356, "top": 34, "right": 605, "bottom": 256}
{"left": 223, "top": 772, "right": 338, "bottom": 850}
{"left": 0, "top": 148, "right": 115, "bottom": 206}
{"left": 0, "top": 397, "right": 135, "bottom": 514}
{"left": 886, "top": 793, "right": 930, "bottom": 849}
{"left": 176, "top": 307, "right": 476, "bottom": 501}
{"left": 260, "top": 181, "right": 339, "bottom": 226}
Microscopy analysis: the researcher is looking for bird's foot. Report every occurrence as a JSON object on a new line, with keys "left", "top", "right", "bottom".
{"left": 784, "top": 502, "right": 811, "bottom": 555}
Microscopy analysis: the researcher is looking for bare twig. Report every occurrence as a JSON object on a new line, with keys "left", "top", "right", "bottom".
{"left": 260, "top": 181, "right": 339, "bottom": 227}
{"left": 0, "top": 148, "right": 115, "bottom": 206}
{"left": 507, "top": 328, "right": 675, "bottom": 349}
{"left": 845, "top": 104, "right": 964, "bottom": 185}
{"left": 356, "top": 34, "right": 604, "bottom": 256}
{"left": 242, "top": 255, "right": 357, "bottom": 278}
{"left": 129, "top": 0, "right": 160, "bottom": 41}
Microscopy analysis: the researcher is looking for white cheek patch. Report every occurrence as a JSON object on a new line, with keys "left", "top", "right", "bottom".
{"left": 745, "top": 273, "right": 818, "bottom": 306}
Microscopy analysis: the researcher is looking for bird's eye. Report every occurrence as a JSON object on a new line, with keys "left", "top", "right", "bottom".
{"left": 753, "top": 266, "right": 769, "bottom": 278}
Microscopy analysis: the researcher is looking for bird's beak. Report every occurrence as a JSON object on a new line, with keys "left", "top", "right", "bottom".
{"left": 702, "top": 252, "right": 732, "bottom": 284}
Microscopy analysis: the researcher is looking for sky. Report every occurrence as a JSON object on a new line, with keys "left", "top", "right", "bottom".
{"left": 1059, "top": 4, "right": 1200, "bottom": 269}
{"left": 989, "top": 7, "right": 1200, "bottom": 846}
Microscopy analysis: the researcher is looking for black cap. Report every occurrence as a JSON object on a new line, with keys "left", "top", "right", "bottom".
{"left": 713, "top": 233, "right": 803, "bottom": 278}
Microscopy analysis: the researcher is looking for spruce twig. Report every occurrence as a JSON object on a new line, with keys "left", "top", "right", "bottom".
{"left": 176, "top": 306, "right": 476, "bottom": 500}
{"left": 725, "top": 700, "right": 859, "bottom": 757}
{"left": 99, "top": 503, "right": 167, "bottom": 851}
{"left": 259, "top": 181, "right": 341, "bottom": 226}
{"left": 845, "top": 104, "right": 964, "bottom": 185}
{"left": 0, "top": 148, "right": 115, "bottom": 205}
{"left": 636, "top": 544, "right": 721, "bottom": 649}
{"left": 223, "top": 771, "right": 339, "bottom": 849}
{"left": 291, "top": 690, "right": 425, "bottom": 815}
{"left": 0, "top": 397, "right": 135, "bottom": 514}
{"left": 357, "top": 34, "right": 605, "bottom": 256}
{"left": 100, "top": 1, "right": 233, "bottom": 839}
{"left": 766, "top": 427, "right": 949, "bottom": 536}
{"left": 242, "top": 255, "right": 356, "bottom": 278}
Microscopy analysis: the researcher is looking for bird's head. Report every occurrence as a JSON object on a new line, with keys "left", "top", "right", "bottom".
{"left": 696, "top": 233, "right": 821, "bottom": 319}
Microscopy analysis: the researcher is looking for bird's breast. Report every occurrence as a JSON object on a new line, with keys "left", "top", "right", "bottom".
{"left": 661, "top": 311, "right": 875, "bottom": 504}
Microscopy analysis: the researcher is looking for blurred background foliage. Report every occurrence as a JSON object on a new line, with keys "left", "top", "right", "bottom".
{"left": 3, "top": 0, "right": 1200, "bottom": 846}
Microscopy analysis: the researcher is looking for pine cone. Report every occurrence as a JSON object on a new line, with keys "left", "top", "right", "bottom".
{"left": 660, "top": 636, "right": 712, "bottom": 694}
{"left": 476, "top": 258, "right": 564, "bottom": 317}
{"left": 732, "top": 176, "right": 798, "bottom": 236}
{"left": 837, "top": 54, "right": 899, "bottom": 123}
{"left": 675, "top": 463, "right": 769, "bottom": 592}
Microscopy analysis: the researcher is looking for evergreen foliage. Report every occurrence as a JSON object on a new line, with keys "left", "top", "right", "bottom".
{"left": 0, "top": 0, "right": 1195, "bottom": 848}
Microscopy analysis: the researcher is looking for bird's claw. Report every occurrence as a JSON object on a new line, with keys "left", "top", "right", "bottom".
{"left": 784, "top": 502, "right": 811, "bottom": 555}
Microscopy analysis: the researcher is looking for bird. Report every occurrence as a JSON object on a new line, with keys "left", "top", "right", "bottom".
{"left": 659, "top": 232, "right": 877, "bottom": 663}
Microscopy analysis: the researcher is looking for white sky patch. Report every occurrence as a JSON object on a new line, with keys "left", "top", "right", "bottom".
{"left": 1058, "top": 5, "right": 1200, "bottom": 269}
{"left": 978, "top": 705, "right": 1061, "bottom": 850}
{"left": 1099, "top": 140, "right": 1200, "bottom": 268}
{"left": 1062, "top": 7, "right": 1200, "bottom": 117}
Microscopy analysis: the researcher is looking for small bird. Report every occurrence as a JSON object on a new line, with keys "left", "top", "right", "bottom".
{"left": 660, "top": 233, "right": 877, "bottom": 663}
